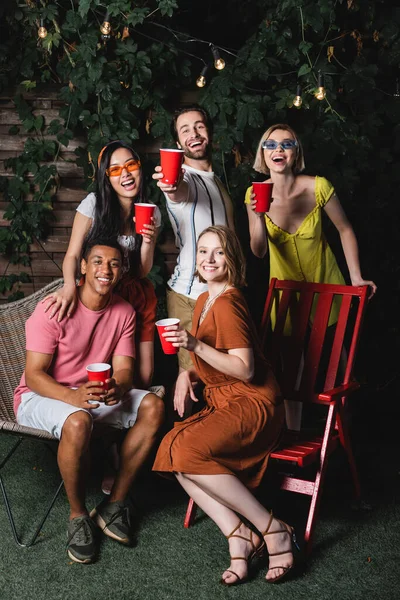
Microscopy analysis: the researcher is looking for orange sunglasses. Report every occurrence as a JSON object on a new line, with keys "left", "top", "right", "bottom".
{"left": 106, "top": 159, "right": 141, "bottom": 178}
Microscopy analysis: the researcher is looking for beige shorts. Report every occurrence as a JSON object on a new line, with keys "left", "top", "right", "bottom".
{"left": 166, "top": 288, "right": 196, "bottom": 371}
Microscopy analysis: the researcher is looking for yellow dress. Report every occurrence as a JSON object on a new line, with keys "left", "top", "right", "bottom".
{"left": 245, "top": 176, "right": 345, "bottom": 327}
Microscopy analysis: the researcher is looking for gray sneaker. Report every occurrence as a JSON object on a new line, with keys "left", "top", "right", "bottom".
{"left": 67, "top": 515, "right": 98, "bottom": 564}
{"left": 90, "top": 500, "right": 132, "bottom": 545}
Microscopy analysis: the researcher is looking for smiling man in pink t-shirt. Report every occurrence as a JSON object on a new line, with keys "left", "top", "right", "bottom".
{"left": 14, "top": 237, "right": 164, "bottom": 564}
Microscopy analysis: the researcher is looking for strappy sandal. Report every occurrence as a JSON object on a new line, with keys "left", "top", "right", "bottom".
{"left": 262, "top": 512, "right": 300, "bottom": 584}
{"left": 221, "top": 521, "right": 266, "bottom": 586}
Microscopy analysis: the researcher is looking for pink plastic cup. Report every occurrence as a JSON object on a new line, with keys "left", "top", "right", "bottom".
{"left": 135, "top": 203, "right": 156, "bottom": 234}
{"left": 252, "top": 182, "right": 274, "bottom": 212}
{"left": 160, "top": 149, "right": 184, "bottom": 186}
{"left": 86, "top": 362, "right": 111, "bottom": 396}
{"left": 155, "top": 318, "right": 180, "bottom": 355}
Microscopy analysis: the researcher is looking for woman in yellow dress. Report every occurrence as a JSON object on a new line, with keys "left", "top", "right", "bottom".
{"left": 245, "top": 124, "right": 376, "bottom": 429}
{"left": 245, "top": 123, "right": 377, "bottom": 303}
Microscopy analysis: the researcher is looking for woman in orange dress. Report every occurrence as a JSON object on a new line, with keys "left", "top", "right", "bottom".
{"left": 153, "top": 225, "right": 298, "bottom": 585}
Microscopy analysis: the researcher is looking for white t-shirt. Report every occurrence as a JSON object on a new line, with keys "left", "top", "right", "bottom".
{"left": 165, "top": 165, "right": 231, "bottom": 300}
{"left": 77, "top": 192, "right": 162, "bottom": 271}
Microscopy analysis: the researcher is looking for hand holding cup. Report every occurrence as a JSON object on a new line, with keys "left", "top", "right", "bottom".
{"left": 98, "top": 376, "right": 122, "bottom": 406}
{"left": 252, "top": 182, "right": 274, "bottom": 213}
{"left": 86, "top": 362, "right": 111, "bottom": 400}
{"left": 156, "top": 319, "right": 181, "bottom": 354}
{"left": 134, "top": 203, "right": 156, "bottom": 235}
{"left": 159, "top": 148, "right": 184, "bottom": 186}
{"left": 156, "top": 319, "right": 197, "bottom": 353}
{"left": 134, "top": 215, "right": 156, "bottom": 244}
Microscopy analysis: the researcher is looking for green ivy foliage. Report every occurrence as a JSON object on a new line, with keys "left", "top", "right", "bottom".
{"left": 0, "top": 0, "right": 399, "bottom": 387}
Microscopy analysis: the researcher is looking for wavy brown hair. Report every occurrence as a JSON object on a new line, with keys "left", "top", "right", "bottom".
{"left": 195, "top": 225, "right": 246, "bottom": 288}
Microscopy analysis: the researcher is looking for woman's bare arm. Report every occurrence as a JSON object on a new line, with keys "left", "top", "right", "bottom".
{"left": 163, "top": 326, "right": 255, "bottom": 382}
{"left": 43, "top": 212, "right": 92, "bottom": 320}
{"left": 324, "top": 193, "right": 377, "bottom": 297}
{"left": 246, "top": 195, "right": 268, "bottom": 258}
{"left": 138, "top": 218, "right": 158, "bottom": 277}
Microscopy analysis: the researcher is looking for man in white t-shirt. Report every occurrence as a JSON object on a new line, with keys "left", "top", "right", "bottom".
{"left": 153, "top": 104, "right": 235, "bottom": 371}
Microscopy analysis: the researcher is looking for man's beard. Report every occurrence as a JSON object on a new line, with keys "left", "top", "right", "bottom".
{"left": 183, "top": 143, "right": 211, "bottom": 161}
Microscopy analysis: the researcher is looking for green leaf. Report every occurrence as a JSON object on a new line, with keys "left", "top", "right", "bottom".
{"left": 34, "top": 115, "right": 44, "bottom": 130}
{"left": 158, "top": 0, "right": 179, "bottom": 17}
{"left": 299, "top": 41, "right": 313, "bottom": 55}
{"left": 126, "top": 8, "right": 149, "bottom": 26}
{"left": 23, "top": 118, "right": 34, "bottom": 131}
{"left": 78, "top": 0, "right": 92, "bottom": 19}
{"left": 57, "top": 134, "right": 70, "bottom": 147}
{"left": 20, "top": 80, "right": 36, "bottom": 91}
{"left": 275, "top": 98, "right": 287, "bottom": 110}
{"left": 236, "top": 104, "right": 249, "bottom": 130}
{"left": 298, "top": 64, "right": 311, "bottom": 77}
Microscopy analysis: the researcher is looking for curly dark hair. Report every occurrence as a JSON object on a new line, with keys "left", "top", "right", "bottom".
{"left": 81, "top": 235, "right": 123, "bottom": 263}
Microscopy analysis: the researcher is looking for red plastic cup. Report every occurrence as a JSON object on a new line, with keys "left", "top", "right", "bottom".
{"left": 135, "top": 203, "right": 156, "bottom": 234}
{"left": 160, "top": 149, "right": 184, "bottom": 186}
{"left": 155, "top": 318, "right": 180, "bottom": 355}
{"left": 252, "top": 182, "right": 273, "bottom": 212}
{"left": 86, "top": 362, "right": 111, "bottom": 396}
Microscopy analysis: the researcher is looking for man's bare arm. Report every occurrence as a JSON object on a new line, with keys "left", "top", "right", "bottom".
{"left": 25, "top": 350, "right": 106, "bottom": 408}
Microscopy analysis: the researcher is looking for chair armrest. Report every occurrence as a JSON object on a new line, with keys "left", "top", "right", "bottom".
{"left": 318, "top": 381, "right": 360, "bottom": 402}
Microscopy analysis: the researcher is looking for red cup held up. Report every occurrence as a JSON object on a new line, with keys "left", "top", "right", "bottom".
{"left": 155, "top": 318, "right": 180, "bottom": 355}
{"left": 252, "top": 182, "right": 274, "bottom": 213}
{"left": 160, "top": 149, "right": 184, "bottom": 186}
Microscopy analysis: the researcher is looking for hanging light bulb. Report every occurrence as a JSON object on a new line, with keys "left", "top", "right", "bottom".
{"left": 38, "top": 19, "right": 47, "bottom": 39}
{"left": 211, "top": 45, "right": 225, "bottom": 70}
{"left": 293, "top": 84, "right": 302, "bottom": 108}
{"left": 315, "top": 70, "right": 326, "bottom": 100}
{"left": 196, "top": 65, "right": 208, "bottom": 88}
{"left": 100, "top": 12, "right": 111, "bottom": 39}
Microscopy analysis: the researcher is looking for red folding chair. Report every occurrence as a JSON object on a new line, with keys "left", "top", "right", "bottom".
{"left": 183, "top": 279, "right": 369, "bottom": 558}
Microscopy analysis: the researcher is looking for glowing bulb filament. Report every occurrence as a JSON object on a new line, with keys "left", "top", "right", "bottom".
{"left": 100, "top": 21, "right": 111, "bottom": 35}
{"left": 38, "top": 19, "right": 47, "bottom": 39}
{"left": 293, "top": 84, "right": 302, "bottom": 108}
{"left": 211, "top": 45, "right": 225, "bottom": 71}
{"left": 315, "top": 86, "right": 326, "bottom": 100}
{"left": 315, "top": 71, "right": 326, "bottom": 100}
{"left": 196, "top": 65, "right": 208, "bottom": 88}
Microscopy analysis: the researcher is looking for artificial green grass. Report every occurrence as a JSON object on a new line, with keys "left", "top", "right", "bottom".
{"left": 1, "top": 401, "right": 399, "bottom": 600}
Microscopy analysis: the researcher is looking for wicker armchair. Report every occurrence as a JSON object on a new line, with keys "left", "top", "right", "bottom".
{"left": 0, "top": 278, "right": 64, "bottom": 547}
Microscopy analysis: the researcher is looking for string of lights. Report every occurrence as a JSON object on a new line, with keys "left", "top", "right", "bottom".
{"left": 35, "top": 11, "right": 400, "bottom": 106}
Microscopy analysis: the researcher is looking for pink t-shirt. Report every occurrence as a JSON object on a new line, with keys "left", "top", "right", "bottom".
{"left": 14, "top": 294, "right": 136, "bottom": 415}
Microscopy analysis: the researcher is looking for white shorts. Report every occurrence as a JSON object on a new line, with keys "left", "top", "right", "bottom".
{"left": 17, "top": 388, "right": 150, "bottom": 440}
